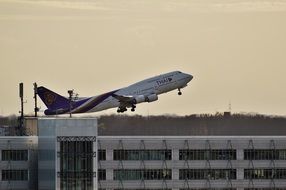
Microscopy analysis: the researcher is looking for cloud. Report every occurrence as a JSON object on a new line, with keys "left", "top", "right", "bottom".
{"left": 2, "top": 0, "right": 286, "bottom": 13}
{"left": 0, "top": 0, "right": 286, "bottom": 21}
{"left": 0, "top": 0, "right": 121, "bottom": 21}
{"left": 163, "top": 0, "right": 286, "bottom": 12}
{"left": 210, "top": 0, "right": 286, "bottom": 12}
{"left": 0, "top": 0, "right": 113, "bottom": 10}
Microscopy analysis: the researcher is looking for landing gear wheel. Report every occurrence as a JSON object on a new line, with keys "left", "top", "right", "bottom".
{"left": 131, "top": 105, "right": 136, "bottom": 112}
{"left": 117, "top": 107, "right": 127, "bottom": 113}
{"left": 178, "top": 88, "right": 182, "bottom": 95}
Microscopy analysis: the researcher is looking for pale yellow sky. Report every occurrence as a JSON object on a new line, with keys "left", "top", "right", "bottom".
{"left": 0, "top": 0, "right": 286, "bottom": 116}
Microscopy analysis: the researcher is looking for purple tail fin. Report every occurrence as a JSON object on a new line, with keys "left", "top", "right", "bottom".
{"left": 37, "top": 86, "right": 69, "bottom": 110}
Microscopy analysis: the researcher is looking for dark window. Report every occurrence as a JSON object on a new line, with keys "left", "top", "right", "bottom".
{"left": 113, "top": 150, "right": 172, "bottom": 160}
{"left": 59, "top": 140, "right": 94, "bottom": 190}
{"left": 98, "top": 150, "right": 106, "bottom": 161}
{"left": 115, "top": 189, "right": 172, "bottom": 190}
{"left": 244, "top": 169, "right": 286, "bottom": 179}
{"left": 2, "top": 150, "right": 28, "bottom": 161}
{"left": 180, "top": 189, "right": 235, "bottom": 190}
{"left": 179, "top": 149, "right": 236, "bottom": 160}
{"left": 114, "top": 169, "right": 172, "bottom": 180}
{"left": 245, "top": 189, "right": 286, "bottom": 190}
{"left": 2, "top": 170, "right": 28, "bottom": 181}
{"left": 244, "top": 149, "right": 286, "bottom": 160}
{"left": 180, "top": 188, "right": 236, "bottom": 190}
{"left": 98, "top": 169, "right": 106, "bottom": 180}
{"left": 179, "top": 169, "right": 236, "bottom": 180}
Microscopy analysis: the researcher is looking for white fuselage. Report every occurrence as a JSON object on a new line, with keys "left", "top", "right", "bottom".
{"left": 83, "top": 71, "right": 193, "bottom": 113}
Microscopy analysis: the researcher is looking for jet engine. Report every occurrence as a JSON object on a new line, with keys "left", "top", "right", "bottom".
{"left": 133, "top": 94, "right": 158, "bottom": 104}
{"left": 133, "top": 95, "right": 146, "bottom": 104}
{"left": 145, "top": 94, "right": 158, "bottom": 102}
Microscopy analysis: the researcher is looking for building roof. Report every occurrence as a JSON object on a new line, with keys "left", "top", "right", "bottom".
{"left": 2, "top": 113, "right": 286, "bottom": 136}
{"left": 98, "top": 114, "right": 286, "bottom": 136}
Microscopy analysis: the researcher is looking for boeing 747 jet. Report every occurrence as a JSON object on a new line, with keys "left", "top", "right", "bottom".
{"left": 37, "top": 71, "right": 193, "bottom": 115}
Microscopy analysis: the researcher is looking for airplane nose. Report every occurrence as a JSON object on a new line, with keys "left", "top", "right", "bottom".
{"left": 186, "top": 74, "right": 193, "bottom": 82}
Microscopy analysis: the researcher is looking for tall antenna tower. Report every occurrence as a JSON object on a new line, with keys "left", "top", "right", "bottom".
{"left": 228, "top": 101, "right": 232, "bottom": 113}
{"left": 68, "top": 90, "right": 74, "bottom": 118}
{"left": 19, "top": 83, "right": 24, "bottom": 128}
{"left": 33, "top": 83, "right": 39, "bottom": 117}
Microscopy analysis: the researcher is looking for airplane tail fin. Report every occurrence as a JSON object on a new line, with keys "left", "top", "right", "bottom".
{"left": 37, "top": 86, "right": 70, "bottom": 110}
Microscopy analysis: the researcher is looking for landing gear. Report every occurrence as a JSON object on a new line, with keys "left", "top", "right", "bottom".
{"left": 117, "top": 105, "right": 136, "bottom": 113}
{"left": 178, "top": 88, "right": 182, "bottom": 95}
{"left": 131, "top": 105, "right": 136, "bottom": 112}
{"left": 117, "top": 107, "right": 127, "bottom": 113}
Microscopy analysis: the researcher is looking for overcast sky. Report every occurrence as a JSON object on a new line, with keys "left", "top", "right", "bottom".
{"left": 1, "top": 0, "right": 286, "bottom": 117}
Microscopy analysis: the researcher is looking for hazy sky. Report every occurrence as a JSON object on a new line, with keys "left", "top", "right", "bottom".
{"left": 1, "top": 0, "right": 286, "bottom": 116}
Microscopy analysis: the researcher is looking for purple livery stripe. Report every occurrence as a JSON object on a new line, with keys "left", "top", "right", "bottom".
{"left": 71, "top": 90, "right": 119, "bottom": 113}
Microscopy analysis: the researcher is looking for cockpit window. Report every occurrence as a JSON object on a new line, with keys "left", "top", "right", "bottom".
{"left": 178, "top": 71, "right": 182, "bottom": 73}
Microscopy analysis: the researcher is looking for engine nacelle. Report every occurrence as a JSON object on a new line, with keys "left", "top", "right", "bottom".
{"left": 145, "top": 94, "right": 158, "bottom": 102}
{"left": 133, "top": 95, "right": 146, "bottom": 104}
{"left": 133, "top": 94, "right": 158, "bottom": 104}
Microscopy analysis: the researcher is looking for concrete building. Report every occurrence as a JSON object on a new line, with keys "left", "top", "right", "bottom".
{"left": 0, "top": 136, "right": 38, "bottom": 190}
{"left": 97, "top": 136, "right": 286, "bottom": 190}
{"left": 38, "top": 118, "right": 98, "bottom": 190}
{"left": 0, "top": 115, "right": 286, "bottom": 190}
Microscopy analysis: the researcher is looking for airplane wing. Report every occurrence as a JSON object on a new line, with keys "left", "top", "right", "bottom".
{"left": 112, "top": 94, "right": 134, "bottom": 103}
{"left": 112, "top": 93, "right": 158, "bottom": 113}
{"left": 112, "top": 94, "right": 137, "bottom": 113}
{"left": 112, "top": 93, "right": 158, "bottom": 105}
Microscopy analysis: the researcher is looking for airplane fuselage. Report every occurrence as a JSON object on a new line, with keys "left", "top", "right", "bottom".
{"left": 78, "top": 71, "right": 192, "bottom": 113}
{"left": 38, "top": 71, "right": 193, "bottom": 115}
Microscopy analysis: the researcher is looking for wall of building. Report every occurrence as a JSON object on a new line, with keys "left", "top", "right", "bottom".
{"left": 25, "top": 117, "right": 38, "bottom": 136}
{"left": 38, "top": 118, "right": 98, "bottom": 190}
{"left": 0, "top": 136, "right": 38, "bottom": 190}
{"left": 1, "top": 117, "right": 286, "bottom": 190}
{"left": 98, "top": 136, "right": 286, "bottom": 190}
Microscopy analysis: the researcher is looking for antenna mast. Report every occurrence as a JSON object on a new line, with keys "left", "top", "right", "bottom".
{"left": 33, "top": 83, "right": 39, "bottom": 117}
{"left": 68, "top": 90, "right": 74, "bottom": 118}
{"left": 19, "top": 83, "right": 24, "bottom": 128}
{"left": 228, "top": 101, "right": 232, "bottom": 113}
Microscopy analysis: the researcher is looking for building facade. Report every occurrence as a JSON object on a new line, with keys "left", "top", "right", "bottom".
{"left": 0, "top": 117, "right": 286, "bottom": 190}
{"left": 98, "top": 136, "right": 286, "bottom": 190}
{"left": 0, "top": 136, "right": 38, "bottom": 190}
{"left": 38, "top": 118, "right": 98, "bottom": 190}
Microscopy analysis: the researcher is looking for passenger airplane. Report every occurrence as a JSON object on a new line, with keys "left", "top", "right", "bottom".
{"left": 37, "top": 71, "right": 193, "bottom": 115}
